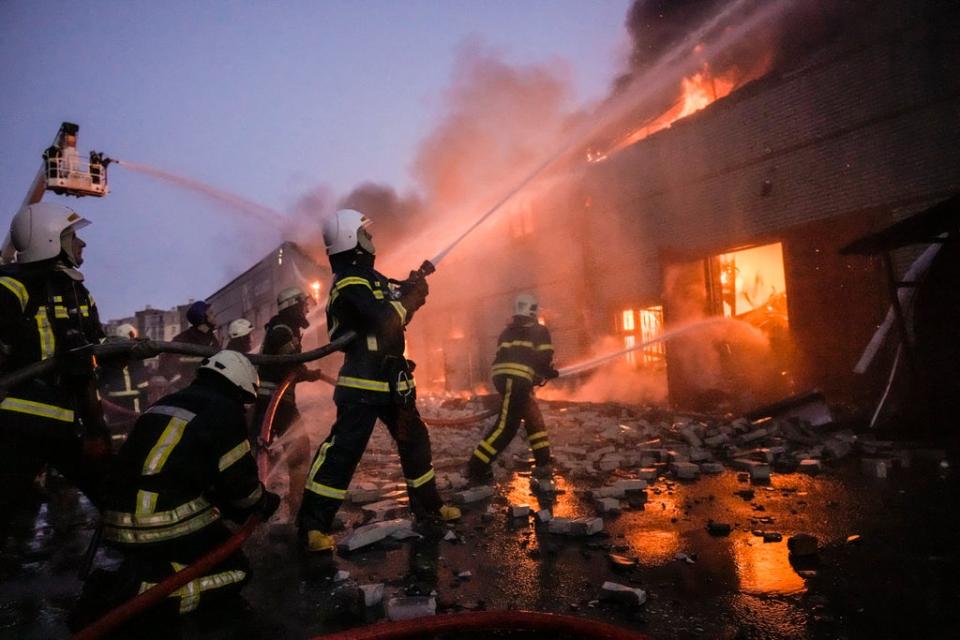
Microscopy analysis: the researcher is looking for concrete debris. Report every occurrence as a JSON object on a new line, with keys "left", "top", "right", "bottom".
{"left": 547, "top": 518, "right": 572, "bottom": 535}
{"left": 788, "top": 533, "right": 819, "bottom": 557}
{"left": 359, "top": 583, "right": 385, "bottom": 607}
{"left": 390, "top": 528, "right": 423, "bottom": 541}
{"left": 862, "top": 458, "right": 890, "bottom": 479}
{"left": 637, "top": 467, "right": 658, "bottom": 481}
{"left": 600, "top": 581, "right": 647, "bottom": 606}
{"left": 443, "top": 530, "right": 458, "bottom": 542}
{"left": 799, "top": 459, "right": 822, "bottom": 475}
{"left": 824, "top": 438, "right": 852, "bottom": 459}
{"left": 608, "top": 553, "right": 637, "bottom": 569}
{"left": 680, "top": 427, "right": 703, "bottom": 448}
{"left": 546, "top": 517, "right": 602, "bottom": 536}
{"left": 763, "top": 532, "right": 783, "bottom": 543}
{"left": 569, "top": 517, "right": 604, "bottom": 536}
{"left": 672, "top": 461, "right": 700, "bottom": 480}
{"left": 337, "top": 518, "right": 415, "bottom": 552}
{"left": 361, "top": 498, "right": 408, "bottom": 522}
{"left": 707, "top": 522, "right": 732, "bottom": 537}
{"left": 536, "top": 509, "right": 553, "bottom": 523}
{"left": 457, "top": 570, "right": 473, "bottom": 580}
{"left": 595, "top": 497, "right": 621, "bottom": 514}
{"left": 385, "top": 596, "right": 437, "bottom": 621}
{"left": 700, "top": 462, "right": 725, "bottom": 474}
{"left": 453, "top": 485, "right": 495, "bottom": 504}
{"left": 674, "top": 552, "right": 696, "bottom": 564}
{"left": 509, "top": 504, "right": 531, "bottom": 518}
{"left": 334, "top": 569, "right": 351, "bottom": 582}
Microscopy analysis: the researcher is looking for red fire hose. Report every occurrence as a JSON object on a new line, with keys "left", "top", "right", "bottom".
{"left": 310, "top": 611, "right": 650, "bottom": 640}
{"left": 73, "top": 514, "right": 261, "bottom": 640}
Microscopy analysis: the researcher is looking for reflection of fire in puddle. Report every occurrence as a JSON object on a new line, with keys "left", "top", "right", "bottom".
{"left": 732, "top": 532, "right": 805, "bottom": 595}
{"left": 503, "top": 473, "right": 584, "bottom": 518}
{"left": 626, "top": 529, "right": 682, "bottom": 565}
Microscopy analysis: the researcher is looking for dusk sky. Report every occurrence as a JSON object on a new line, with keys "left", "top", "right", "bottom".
{"left": 0, "top": 1, "right": 633, "bottom": 321}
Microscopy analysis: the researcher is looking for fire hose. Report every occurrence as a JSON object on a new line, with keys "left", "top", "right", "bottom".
{"left": 0, "top": 331, "right": 357, "bottom": 398}
{"left": 310, "top": 611, "right": 650, "bottom": 640}
{"left": 72, "top": 514, "right": 262, "bottom": 640}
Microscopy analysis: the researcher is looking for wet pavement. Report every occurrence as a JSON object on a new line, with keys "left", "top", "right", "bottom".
{"left": 2, "top": 398, "right": 959, "bottom": 639}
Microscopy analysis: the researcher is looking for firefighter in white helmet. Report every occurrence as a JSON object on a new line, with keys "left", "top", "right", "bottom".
{"left": 73, "top": 350, "right": 280, "bottom": 627}
{"left": 0, "top": 202, "right": 111, "bottom": 541}
{"left": 99, "top": 323, "right": 151, "bottom": 429}
{"left": 225, "top": 318, "right": 254, "bottom": 353}
{"left": 298, "top": 209, "right": 460, "bottom": 553}
{"left": 252, "top": 286, "right": 324, "bottom": 515}
{"left": 466, "top": 293, "right": 559, "bottom": 487}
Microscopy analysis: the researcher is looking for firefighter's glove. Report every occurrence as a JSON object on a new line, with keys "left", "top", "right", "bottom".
{"left": 545, "top": 367, "right": 560, "bottom": 380}
{"left": 256, "top": 488, "right": 281, "bottom": 521}
{"left": 129, "top": 339, "right": 157, "bottom": 360}
{"left": 400, "top": 274, "right": 429, "bottom": 313}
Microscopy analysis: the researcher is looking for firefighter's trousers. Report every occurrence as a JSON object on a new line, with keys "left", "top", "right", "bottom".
{"left": 72, "top": 523, "right": 250, "bottom": 631}
{"left": 298, "top": 402, "right": 443, "bottom": 533}
{"left": 467, "top": 377, "right": 551, "bottom": 480}
{"left": 0, "top": 399, "right": 110, "bottom": 540}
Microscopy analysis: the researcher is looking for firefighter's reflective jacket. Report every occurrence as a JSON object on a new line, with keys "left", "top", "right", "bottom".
{"left": 0, "top": 262, "right": 105, "bottom": 426}
{"left": 102, "top": 375, "right": 265, "bottom": 547}
{"left": 491, "top": 316, "right": 555, "bottom": 386}
{"left": 257, "top": 313, "right": 308, "bottom": 406}
{"left": 99, "top": 349, "right": 150, "bottom": 415}
{"left": 326, "top": 265, "right": 416, "bottom": 405}
{"left": 157, "top": 326, "right": 219, "bottom": 389}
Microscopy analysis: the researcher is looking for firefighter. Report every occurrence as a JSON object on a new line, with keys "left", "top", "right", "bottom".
{"left": 252, "top": 287, "right": 324, "bottom": 515}
{"left": 0, "top": 202, "right": 111, "bottom": 539}
{"left": 224, "top": 318, "right": 254, "bottom": 353}
{"left": 298, "top": 209, "right": 460, "bottom": 552}
{"left": 99, "top": 323, "right": 150, "bottom": 432}
{"left": 466, "top": 293, "right": 559, "bottom": 485}
{"left": 158, "top": 300, "right": 220, "bottom": 393}
{"left": 73, "top": 350, "right": 280, "bottom": 627}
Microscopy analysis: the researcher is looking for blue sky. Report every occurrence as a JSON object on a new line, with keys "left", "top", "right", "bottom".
{"left": 1, "top": 1, "right": 632, "bottom": 320}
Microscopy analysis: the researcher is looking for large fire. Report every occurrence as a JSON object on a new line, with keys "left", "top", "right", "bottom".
{"left": 596, "top": 65, "right": 738, "bottom": 159}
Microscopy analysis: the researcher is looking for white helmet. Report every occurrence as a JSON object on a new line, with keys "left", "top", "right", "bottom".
{"left": 10, "top": 202, "right": 90, "bottom": 264}
{"left": 199, "top": 350, "right": 259, "bottom": 400}
{"left": 321, "top": 209, "right": 373, "bottom": 256}
{"left": 514, "top": 293, "right": 539, "bottom": 319}
{"left": 114, "top": 323, "right": 138, "bottom": 339}
{"left": 227, "top": 318, "right": 254, "bottom": 339}
{"left": 277, "top": 287, "right": 307, "bottom": 312}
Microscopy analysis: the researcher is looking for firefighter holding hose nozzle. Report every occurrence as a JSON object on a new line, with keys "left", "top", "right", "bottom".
{"left": 72, "top": 350, "right": 280, "bottom": 629}
{"left": 252, "top": 286, "right": 323, "bottom": 515}
{"left": 298, "top": 208, "right": 460, "bottom": 553}
{"left": 466, "top": 294, "right": 559, "bottom": 489}
{"left": 0, "top": 202, "right": 111, "bottom": 543}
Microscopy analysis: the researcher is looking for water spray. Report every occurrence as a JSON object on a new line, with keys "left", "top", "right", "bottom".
{"left": 112, "top": 159, "right": 289, "bottom": 228}
{"left": 555, "top": 317, "right": 731, "bottom": 379}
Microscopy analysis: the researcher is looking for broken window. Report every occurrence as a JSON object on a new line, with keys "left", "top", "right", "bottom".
{"left": 618, "top": 306, "right": 665, "bottom": 367}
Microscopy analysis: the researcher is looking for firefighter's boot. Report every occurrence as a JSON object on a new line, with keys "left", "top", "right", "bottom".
{"left": 305, "top": 530, "right": 336, "bottom": 552}
{"left": 439, "top": 505, "right": 461, "bottom": 522}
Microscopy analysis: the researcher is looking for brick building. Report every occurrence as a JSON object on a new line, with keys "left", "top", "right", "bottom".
{"left": 406, "top": 0, "right": 960, "bottom": 410}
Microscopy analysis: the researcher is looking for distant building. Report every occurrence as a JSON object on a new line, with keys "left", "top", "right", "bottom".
{"left": 107, "top": 242, "right": 327, "bottom": 353}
